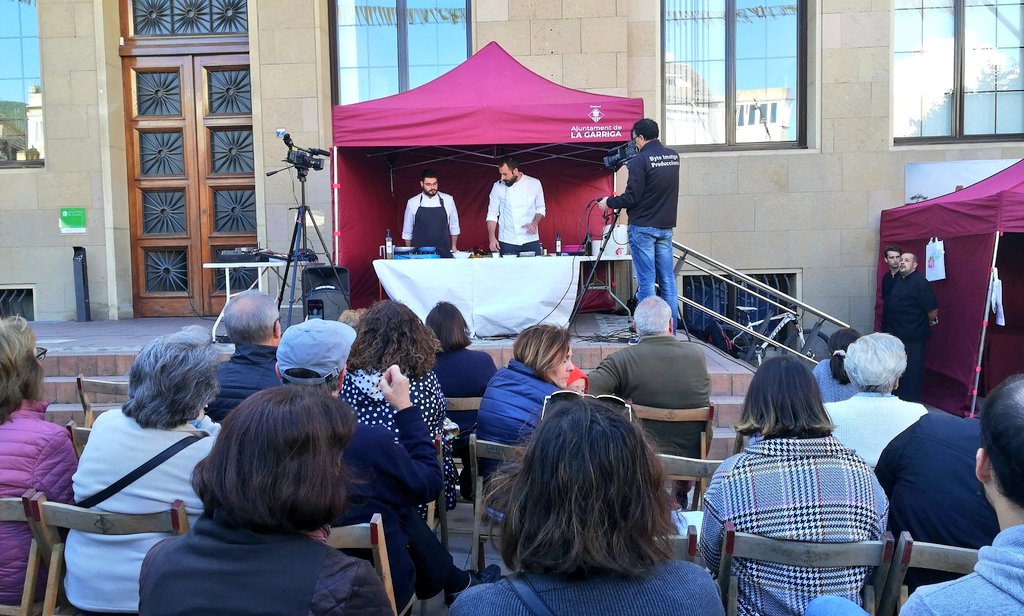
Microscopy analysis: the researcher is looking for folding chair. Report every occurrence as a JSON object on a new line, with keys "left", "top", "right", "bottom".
{"left": 75, "top": 375, "right": 129, "bottom": 428}
{"left": 657, "top": 453, "right": 722, "bottom": 511}
{"left": 0, "top": 494, "right": 43, "bottom": 616}
{"left": 26, "top": 492, "right": 188, "bottom": 616}
{"left": 62, "top": 422, "right": 89, "bottom": 459}
{"left": 469, "top": 434, "right": 522, "bottom": 571}
{"left": 327, "top": 513, "right": 408, "bottom": 616}
{"left": 633, "top": 403, "right": 716, "bottom": 507}
{"left": 717, "top": 521, "right": 895, "bottom": 616}
{"left": 877, "top": 532, "right": 979, "bottom": 616}
{"left": 445, "top": 397, "right": 482, "bottom": 412}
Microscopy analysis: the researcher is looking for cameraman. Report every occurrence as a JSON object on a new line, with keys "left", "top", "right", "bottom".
{"left": 598, "top": 118, "right": 681, "bottom": 327}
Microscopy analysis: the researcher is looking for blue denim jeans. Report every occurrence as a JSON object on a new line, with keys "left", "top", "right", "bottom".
{"left": 804, "top": 596, "right": 869, "bottom": 616}
{"left": 628, "top": 225, "right": 678, "bottom": 326}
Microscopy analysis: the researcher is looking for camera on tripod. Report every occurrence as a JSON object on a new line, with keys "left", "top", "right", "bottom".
{"left": 602, "top": 140, "right": 638, "bottom": 171}
{"left": 286, "top": 148, "right": 324, "bottom": 171}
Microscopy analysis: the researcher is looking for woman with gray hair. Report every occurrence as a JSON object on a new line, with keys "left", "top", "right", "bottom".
{"left": 824, "top": 332, "right": 927, "bottom": 467}
{"left": 63, "top": 326, "right": 221, "bottom": 614}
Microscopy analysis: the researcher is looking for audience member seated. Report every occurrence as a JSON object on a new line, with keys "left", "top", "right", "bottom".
{"left": 876, "top": 411, "right": 999, "bottom": 591}
{"left": 139, "top": 386, "right": 392, "bottom": 615}
{"left": 589, "top": 296, "right": 710, "bottom": 459}
{"left": 276, "top": 319, "right": 499, "bottom": 607}
{"left": 65, "top": 326, "right": 220, "bottom": 615}
{"left": 476, "top": 324, "right": 572, "bottom": 477}
{"left": 341, "top": 300, "right": 458, "bottom": 510}
{"left": 426, "top": 301, "right": 497, "bottom": 496}
{"left": 206, "top": 290, "right": 282, "bottom": 422}
{"left": 814, "top": 327, "right": 861, "bottom": 403}
{"left": 451, "top": 394, "right": 724, "bottom": 616}
{"left": 825, "top": 333, "right": 927, "bottom": 467}
{"left": 566, "top": 366, "right": 588, "bottom": 393}
{"left": 699, "top": 355, "right": 888, "bottom": 616}
{"left": 0, "top": 317, "right": 77, "bottom": 607}
{"left": 900, "top": 375, "right": 1024, "bottom": 615}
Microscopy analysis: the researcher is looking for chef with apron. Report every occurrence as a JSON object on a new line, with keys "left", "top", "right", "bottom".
{"left": 401, "top": 169, "right": 460, "bottom": 258}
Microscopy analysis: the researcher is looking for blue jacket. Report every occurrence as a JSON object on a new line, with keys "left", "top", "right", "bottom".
{"left": 207, "top": 344, "right": 280, "bottom": 422}
{"left": 476, "top": 360, "right": 557, "bottom": 474}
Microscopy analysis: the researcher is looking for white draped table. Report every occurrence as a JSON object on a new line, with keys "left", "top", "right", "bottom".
{"left": 374, "top": 256, "right": 586, "bottom": 337}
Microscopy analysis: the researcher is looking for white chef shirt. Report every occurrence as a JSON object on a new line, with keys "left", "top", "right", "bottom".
{"left": 401, "top": 191, "right": 461, "bottom": 241}
{"left": 486, "top": 173, "right": 546, "bottom": 245}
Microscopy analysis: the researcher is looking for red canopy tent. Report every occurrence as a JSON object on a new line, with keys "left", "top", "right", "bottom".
{"left": 330, "top": 42, "right": 644, "bottom": 309}
{"left": 878, "top": 159, "right": 1024, "bottom": 415}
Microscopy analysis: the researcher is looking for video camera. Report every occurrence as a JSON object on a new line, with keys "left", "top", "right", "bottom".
{"left": 276, "top": 129, "right": 329, "bottom": 172}
{"left": 602, "top": 140, "right": 638, "bottom": 171}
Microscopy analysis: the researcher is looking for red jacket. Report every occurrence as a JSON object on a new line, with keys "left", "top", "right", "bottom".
{"left": 0, "top": 400, "right": 78, "bottom": 605}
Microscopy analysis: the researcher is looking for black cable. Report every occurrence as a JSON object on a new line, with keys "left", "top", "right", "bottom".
{"left": 532, "top": 198, "right": 601, "bottom": 330}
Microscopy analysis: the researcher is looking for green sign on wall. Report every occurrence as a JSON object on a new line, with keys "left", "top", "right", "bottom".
{"left": 60, "top": 207, "right": 87, "bottom": 234}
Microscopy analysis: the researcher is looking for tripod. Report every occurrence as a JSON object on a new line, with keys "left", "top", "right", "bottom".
{"left": 568, "top": 206, "right": 621, "bottom": 329}
{"left": 268, "top": 163, "right": 349, "bottom": 328}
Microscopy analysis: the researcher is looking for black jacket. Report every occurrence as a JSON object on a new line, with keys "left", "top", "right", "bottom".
{"left": 207, "top": 344, "right": 281, "bottom": 422}
{"left": 606, "top": 139, "right": 680, "bottom": 229}
{"left": 140, "top": 513, "right": 392, "bottom": 616}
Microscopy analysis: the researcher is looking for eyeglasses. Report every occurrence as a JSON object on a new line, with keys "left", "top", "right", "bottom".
{"left": 541, "top": 390, "right": 633, "bottom": 422}
{"left": 35, "top": 347, "right": 47, "bottom": 361}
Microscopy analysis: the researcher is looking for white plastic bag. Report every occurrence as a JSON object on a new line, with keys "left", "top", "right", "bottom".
{"left": 925, "top": 237, "right": 945, "bottom": 281}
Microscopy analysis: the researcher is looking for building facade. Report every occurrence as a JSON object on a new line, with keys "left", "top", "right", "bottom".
{"left": 0, "top": 0, "right": 1021, "bottom": 334}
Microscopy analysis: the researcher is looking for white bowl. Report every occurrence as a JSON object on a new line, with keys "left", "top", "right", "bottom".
{"left": 452, "top": 251, "right": 471, "bottom": 259}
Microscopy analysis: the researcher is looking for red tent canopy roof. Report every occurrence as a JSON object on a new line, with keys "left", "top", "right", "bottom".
{"left": 881, "top": 158, "right": 1024, "bottom": 240}
{"left": 332, "top": 41, "right": 644, "bottom": 147}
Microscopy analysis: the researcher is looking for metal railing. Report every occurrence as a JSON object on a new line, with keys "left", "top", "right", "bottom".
{"left": 671, "top": 240, "right": 849, "bottom": 365}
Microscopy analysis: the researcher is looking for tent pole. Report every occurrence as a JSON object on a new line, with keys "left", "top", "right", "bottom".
{"left": 969, "top": 230, "right": 1002, "bottom": 417}
{"left": 333, "top": 148, "right": 340, "bottom": 263}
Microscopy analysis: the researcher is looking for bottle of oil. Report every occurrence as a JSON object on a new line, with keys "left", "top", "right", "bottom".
{"left": 555, "top": 232, "right": 562, "bottom": 255}
{"left": 385, "top": 229, "right": 394, "bottom": 259}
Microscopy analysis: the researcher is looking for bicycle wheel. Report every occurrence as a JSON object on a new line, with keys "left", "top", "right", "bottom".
{"left": 784, "top": 329, "right": 830, "bottom": 362}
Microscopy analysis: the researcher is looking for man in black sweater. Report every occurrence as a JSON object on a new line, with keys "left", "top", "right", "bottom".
{"left": 598, "top": 118, "right": 681, "bottom": 328}
{"left": 884, "top": 252, "right": 939, "bottom": 402}
{"left": 274, "top": 319, "right": 498, "bottom": 608}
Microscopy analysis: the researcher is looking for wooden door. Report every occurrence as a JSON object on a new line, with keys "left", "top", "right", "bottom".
{"left": 124, "top": 54, "right": 255, "bottom": 316}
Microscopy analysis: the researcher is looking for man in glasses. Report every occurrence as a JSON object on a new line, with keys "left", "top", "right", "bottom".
{"left": 589, "top": 296, "right": 710, "bottom": 461}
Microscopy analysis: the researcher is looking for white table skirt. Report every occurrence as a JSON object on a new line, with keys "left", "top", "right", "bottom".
{"left": 373, "top": 256, "right": 587, "bottom": 337}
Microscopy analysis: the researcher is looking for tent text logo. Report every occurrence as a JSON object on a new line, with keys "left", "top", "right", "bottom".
{"left": 588, "top": 105, "right": 605, "bottom": 122}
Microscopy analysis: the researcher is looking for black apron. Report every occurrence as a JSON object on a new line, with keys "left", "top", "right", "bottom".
{"left": 411, "top": 195, "right": 453, "bottom": 258}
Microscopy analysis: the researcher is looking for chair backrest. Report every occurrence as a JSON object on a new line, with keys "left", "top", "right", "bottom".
{"left": 669, "top": 525, "right": 700, "bottom": 563}
{"left": 718, "top": 521, "right": 894, "bottom": 616}
{"left": 631, "top": 403, "right": 715, "bottom": 455}
{"left": 26, "top": 492, "right": 188, "bottom": 616}
{"left": 0, "top": 493, "right": 42, "bottom": 616}
{"left": 424, "top": 434, "right": 448, "bottom": 549}
{"left": 877, "top": 532, "right": 979, "bottom": 616}
{"left": 327, "top": 513, "right": 399, "bottom": 616}
{"left": 446, "top": 397, "right": 482, "bottom": 412}
{"left": 657, "top": 453, "right": 723, "bottom": 511}
{"left": 469, "top": 435, "right": 523, "bottom": 570}
{"left": 75, "top": 375, "right": 129, "bottom": 428}
{"left": 64, "top": 421, "right": 90, "bottom": 459}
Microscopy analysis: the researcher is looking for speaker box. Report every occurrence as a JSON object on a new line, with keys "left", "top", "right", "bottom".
{"left": 302, "top": 266, "right": 350, "bottom": 321}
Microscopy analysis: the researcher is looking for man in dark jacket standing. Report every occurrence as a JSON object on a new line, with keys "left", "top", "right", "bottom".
{"left": 206, "top": 290, "right": 281, "bottom": 422}
{"left": 883, "top": 252, "right": 938, "bottom": 402}
{"left": 598, "top": 118, "right": 681, "bottom": 327}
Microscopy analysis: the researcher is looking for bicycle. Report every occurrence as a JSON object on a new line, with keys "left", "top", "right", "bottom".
{"left": 727, "top": 306, "right": 829, "bottom": 366}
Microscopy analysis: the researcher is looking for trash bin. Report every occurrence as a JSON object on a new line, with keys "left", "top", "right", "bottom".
{"left": 73, "top": 246, "right": 91, "bottom": 322}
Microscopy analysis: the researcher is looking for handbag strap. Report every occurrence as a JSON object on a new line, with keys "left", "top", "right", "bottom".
{"left": 507, "top": 574, "right": 557, "bottom": 616}
{"left": 75, "top": 434, "right": 206, "bottom": 509}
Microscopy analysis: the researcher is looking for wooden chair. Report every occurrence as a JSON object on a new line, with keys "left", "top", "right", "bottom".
{"left": 717, "top": 521, "right": 895, "bottom": 616}
{"left": 656, "top": 451, "right": 722, "bottom": 511}
{"left": 423, "top": 434, "right": 448, "bottom": 550}
{"left": 669, "top": 525, "right": 700, "bottom": 564}
{"left": 327, "top": 513, "right": 409, "bottom": 616}
{"left": 632, "top": 403, "right": 716, "bottom": 507}
{"left": 62, "top": 422, "right": 89, "bottom": 459}
{"left": 877, "top": 532, "right": 979, "bottom": 616}
{"left": 446, "top": 397, "right": 482, "bottom": 412}
{"left": 0, "top": 494, "right": 43, "bottom": 616}
{"left": 75, "top": 375, "right": 129, "bottom": 428}
{"left": 469, "top": 434, "right": 522, "bottom": 571}
{"left": 26, "top": 492, "right": 188, "bottom": 616}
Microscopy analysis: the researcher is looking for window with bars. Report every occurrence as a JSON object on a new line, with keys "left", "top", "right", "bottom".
{"left": 663, "top": 0, "right": 805, "bottom": 149}
{"left": 894, "top": 0, "right": 1024, "bottom": 141}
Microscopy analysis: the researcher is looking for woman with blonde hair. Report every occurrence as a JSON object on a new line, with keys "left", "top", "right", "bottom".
{"left": 476, "top": 324, "right": 572, "bottom": 476}
{"left": 0, "top": 317, "right": 77, "bottom": 608}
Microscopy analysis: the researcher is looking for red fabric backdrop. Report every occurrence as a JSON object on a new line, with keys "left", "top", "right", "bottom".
{"left": 331, "top": 42, "right": 645, "bottom": 311}
{"left": 878, "top": 158, "right": 1024, "bottom": 414}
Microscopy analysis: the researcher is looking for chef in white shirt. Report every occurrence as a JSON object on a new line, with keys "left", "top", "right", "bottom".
{"left": 401, "top": 169, "right": 460, "bottom": 258}
{"left": 486, "top": 156, "right": 546, "bottom": 255}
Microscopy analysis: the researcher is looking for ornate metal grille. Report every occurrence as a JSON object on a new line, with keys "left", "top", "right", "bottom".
{"left": 139, "top": 132, "right": 185, "bottom": 176}
{"left": 144, "top": 249, "right": 189, "bottom": 292}
{"left": 133, "top": 0, "right": 248, "bottom": 36}
{"left": 141, "top": 191, "right": 187, "bottom": 235}
{"left": 208, "top": 69, "right": 251, "bottom": 114}
{"left": 214, "top": 267, "right": 257, "bottom": 292}
{"left": 213, "top": 189, "right": 256, "bottom": 233}
{"left": 210, "top": 129, "right": 254, "bottom": 174}
{"left": 136, "top": 71, "right": 182, "bottom": 116}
